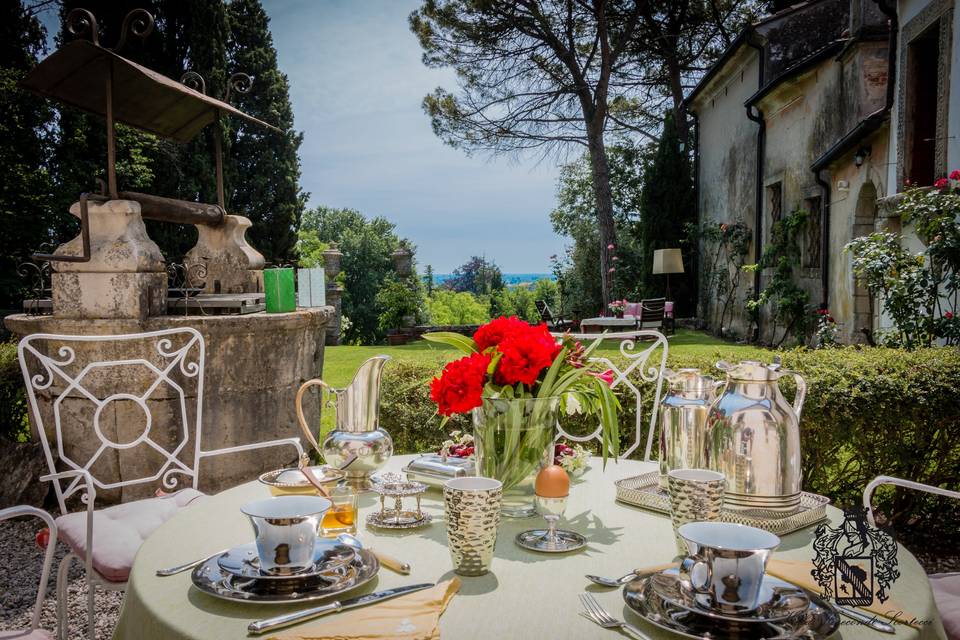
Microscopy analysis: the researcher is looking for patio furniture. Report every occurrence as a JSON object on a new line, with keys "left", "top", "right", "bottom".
{"left": 111, "top": 453, "right": 945, "bottom": 639}
{"left": 637, "top": 297, "right": 667, "bottom": 330}
{"left": 578, "top": 316, "right": 638, "bottom": 332}
{"left": 550, "top": 329, "right": 668, "bottom": 461}
{"left": 0, "top": 505, "right": 58, "bottom": 640}
{"left": 16, "top": 328, "right": 306, "bottom": 640}
{"left": 534, "top": 300, "right": 573, "bottom": 331}
{"left": 863, "top": 476, "right": 960, "bottom": 640}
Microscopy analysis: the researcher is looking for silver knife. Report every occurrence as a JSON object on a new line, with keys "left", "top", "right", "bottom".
{"left": 247, "top": 583, "right": 435, "bottom": 634}
{"left": 837, "top": 605, "right": 897, "bottom": 634}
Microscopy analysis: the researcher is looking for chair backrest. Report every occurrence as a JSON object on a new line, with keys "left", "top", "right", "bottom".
{"left": 639, "top": 298, "right": 666, "bottom": 325}
{"left": 551, "top": 330, "right": 669, "bottom": 460}
{"left": 18, "top": 328, "right": 205, "bottom": 514}
{"left": 535, "top": 299, "right": 554, "bottom": 323}
{"left": 0, "top": 505, "right": 57, "bottom": 632}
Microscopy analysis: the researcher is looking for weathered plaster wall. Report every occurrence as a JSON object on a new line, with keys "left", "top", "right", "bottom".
{"left": 691, "top": 48, "right": 761, "bottom": 338}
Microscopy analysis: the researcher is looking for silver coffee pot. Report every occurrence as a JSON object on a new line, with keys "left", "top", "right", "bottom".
{"left": 296, "top": 355, "right": 393, "bottom": 490}
{"left": 703, "top": 360, "right": 806, "bottom": 513}
{"left": 658, "top": 369, "right": 724, "bottom": 489}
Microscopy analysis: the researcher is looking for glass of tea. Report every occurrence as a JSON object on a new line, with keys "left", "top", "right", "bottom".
{"left": 320, "top": 485, "right": 358, "bottom": 536}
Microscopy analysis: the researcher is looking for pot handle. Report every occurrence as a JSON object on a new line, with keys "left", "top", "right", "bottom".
{"left": 781, "top": 370, "right": 807, "bottom": 419}
{"left": 295, "top": 379, "right": 335, "bottom": 457}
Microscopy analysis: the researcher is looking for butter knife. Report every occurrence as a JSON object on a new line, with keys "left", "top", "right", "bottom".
{"left": 247, "top": 583, "right": 434, "bottom": 634}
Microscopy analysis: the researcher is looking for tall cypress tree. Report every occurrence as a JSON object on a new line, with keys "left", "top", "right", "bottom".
{"left": 226, "top": 0, "right": 305, "bottom": 262}
{"left": 0, "top": 0, "right": 54, "bottom": 308}
{"left": 636, "top": 111, "right": 696, "bottom": 313}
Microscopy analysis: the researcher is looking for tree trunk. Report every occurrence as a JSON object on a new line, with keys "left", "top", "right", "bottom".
{"left": 586, "top": 125, "right": 616, "bottom": 308}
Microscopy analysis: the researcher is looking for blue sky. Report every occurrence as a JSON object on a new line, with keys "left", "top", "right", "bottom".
{"left": 264, "top": 0, "right": 564, "bottom": 273}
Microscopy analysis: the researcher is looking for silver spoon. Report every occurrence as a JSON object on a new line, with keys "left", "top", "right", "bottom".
{"left": 585, "top": 570, "right": 641, "bottom": 588}
{"left": 337, "top": 533, "right": 411, "bottom": 574}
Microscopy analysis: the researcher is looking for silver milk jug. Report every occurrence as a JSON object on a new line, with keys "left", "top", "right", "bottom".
{"left": 703, "top": 360, "right": 806, "bottom": 513}
{"left": 658, "top": 369, "right": 724, "bottom": 490}
{"left": 296, "top": 355, "right": 393, "bottom": 490}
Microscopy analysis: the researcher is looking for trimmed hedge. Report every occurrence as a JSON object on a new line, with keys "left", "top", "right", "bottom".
{"left": 377, "top": 345, "right": 960, "bottom": 542}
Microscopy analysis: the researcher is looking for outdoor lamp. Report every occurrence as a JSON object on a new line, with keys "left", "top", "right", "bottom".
{"left": 854, "top": 145, "right": 871, "bottom": 167}
{"left": 652, "top": 248, "right": 684, "bottom": 300}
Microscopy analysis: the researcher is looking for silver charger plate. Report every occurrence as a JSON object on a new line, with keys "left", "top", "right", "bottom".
{"left": 216, "top": 540, "right": 357, "bottom": 580}
{"left": 191, "top": 547, "right": 379, "bottom": 604}
{"left": 623, "top": 572, "right": 840, "bottom": 639}
{"left": 649, "top": 568, "right": 810, "bottom": 623}
{"left": 614, "top": 471, "right": 830, "bottom": 536}
{"left": 515, "top": 529, "right": 587, "bottom": 553}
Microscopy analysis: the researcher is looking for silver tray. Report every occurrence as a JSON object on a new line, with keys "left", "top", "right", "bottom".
{"left": 623, "top": 572, "right": 840, "bottom": 639}
{"left": 191, "top": 547, "right": 378, "bottom": 604}
{"left": 614, "top": 471, "right": 830, "bottom": 536}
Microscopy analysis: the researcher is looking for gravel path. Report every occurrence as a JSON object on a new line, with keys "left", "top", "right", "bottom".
{"left": 0, "top": 518, "right": 122, "bottom": 639}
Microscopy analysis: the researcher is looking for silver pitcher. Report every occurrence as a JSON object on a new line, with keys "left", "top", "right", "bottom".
{"left": 658, "top": 369, "right": 724, "bottom": 490}
{"left": 703, "top": 360, "right": 806, "bottom": 513}
{"left": 296, "top": 355, "right": 393, "bottom": 491}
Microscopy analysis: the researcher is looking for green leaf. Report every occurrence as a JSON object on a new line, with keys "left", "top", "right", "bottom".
{"left": 422, "top": 332, "right": 479, "bottom": 354}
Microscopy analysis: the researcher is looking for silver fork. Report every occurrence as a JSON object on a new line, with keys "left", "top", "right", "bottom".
{"left": 579, "top": 593, "right": 652, "bottom": 640}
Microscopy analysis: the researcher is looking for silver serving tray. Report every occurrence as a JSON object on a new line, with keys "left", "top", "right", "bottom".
{"left": 191, "top": 547, "right": 378, "bottom": 604}
{"left": 623, "top": 572, "right": 840, "bottom": 639}
{"left": 614, "top": 471, "right": 830, "bottom": 536}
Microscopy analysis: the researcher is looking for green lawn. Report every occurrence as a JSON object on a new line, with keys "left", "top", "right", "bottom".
{"left": 321, "top": 329, "right": 768, "bottom": 386}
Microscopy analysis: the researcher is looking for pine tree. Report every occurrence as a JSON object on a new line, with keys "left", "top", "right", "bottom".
{"left": 226, "top": 0, "right": 305, "bottom": 263}
{"left": 636, "top": 111, "right": 696, "bottom": 312}
{"left": 0, "top": 0, "right": 55, "bottom": 308}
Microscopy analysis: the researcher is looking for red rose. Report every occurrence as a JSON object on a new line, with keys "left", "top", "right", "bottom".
{"left": 946, "top": 312, "right": 955, "bottom": 320}
{"left": 935, "top": 178, "right": 949, "bottom": 188}
{"left": 494, "top": 324, "right": 561, "bottom": 386}
{"left": 473, "top": 316, "right": 530, "bottom": 351}
{"left": 430, "top": 352, "right": 491, "bottom": 416}
{"left": 950, "top": 170, "right": 960, "bottom": 180}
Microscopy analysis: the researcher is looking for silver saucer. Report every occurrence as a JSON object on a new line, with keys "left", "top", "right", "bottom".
{"left": 515, "top": 529, "right": 587, "bottom": 553}
{"left": 649, "top": 568, "right": 810, "bottom": 623}
{"left": 366, "top": 510, "right": 432, "bottom": 530}
{"left": 623, "top": 573, "right": 839, "bottom": 639}
{"left": 191, "top": 547, "right": 378, "bottom": 604}
{"left": 216, "top": 540, "right": 356, "bottom": 580}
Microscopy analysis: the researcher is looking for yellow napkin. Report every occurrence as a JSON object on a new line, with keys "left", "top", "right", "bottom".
{"left": 639, "top": 559, "right": 918, "bottom": 628}
{"left": 268, "top": 578, "right": 461, "bottom": 640}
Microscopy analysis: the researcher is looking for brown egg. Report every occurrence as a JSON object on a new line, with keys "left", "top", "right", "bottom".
{"left": 535, "top": 465, "right": 570, "bottom": 498}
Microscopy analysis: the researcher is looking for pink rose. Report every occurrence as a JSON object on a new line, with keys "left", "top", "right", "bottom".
{"left": 950, "top": 170, "right": 960, "bottom": 180}
{"left": 935, "top": 178, "right": 949, "bottom": 188}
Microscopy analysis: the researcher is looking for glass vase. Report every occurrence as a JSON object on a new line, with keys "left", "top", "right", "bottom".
{"left": 472, "top": 396, "right": 558, "bottom": 518}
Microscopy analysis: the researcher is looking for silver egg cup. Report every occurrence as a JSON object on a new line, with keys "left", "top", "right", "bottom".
{"left": 515, "top": 495, "right": 586, "bottom": 553}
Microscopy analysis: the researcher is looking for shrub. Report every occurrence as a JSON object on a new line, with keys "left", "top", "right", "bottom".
{"left": 379, "top": 343, "right": 960, "bottom": 542}
{"left": 0, "top": 341, "right": 29, "bottom": 443}
{"left": 424, "top": 290, "right": 489, "bottom": 325}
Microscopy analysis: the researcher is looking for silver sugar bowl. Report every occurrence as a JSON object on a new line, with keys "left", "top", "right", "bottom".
{"left": 296, "top": 355, "right": 393, "bottom": 491}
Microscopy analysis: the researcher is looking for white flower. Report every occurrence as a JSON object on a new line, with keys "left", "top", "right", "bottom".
{"left": 564, "top": 394, "right": 583, "bottom": 416}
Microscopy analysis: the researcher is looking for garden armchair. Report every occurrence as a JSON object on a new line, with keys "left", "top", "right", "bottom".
{"left": 535, "top": 299, "right": 573, "bottom": 331}
{"left": 17, "top": 328, "right": 305, "bottom": 640}
{"left": 863, "top": 476, "right": 960, "bottom": 640}
{"left": 0, "top": 505, "right": 58, "bottom": 640}
{"left": 637, "top": 297, "right": 666, "bottom": 331}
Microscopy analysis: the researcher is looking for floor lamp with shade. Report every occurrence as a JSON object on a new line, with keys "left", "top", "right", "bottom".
{"left": 653, "top": 248, "right": 684, "bottom": 300}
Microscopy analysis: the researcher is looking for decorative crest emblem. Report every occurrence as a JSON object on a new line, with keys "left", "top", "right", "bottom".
{"left": 811, "top": 507, "right": 900, "bottom": 605}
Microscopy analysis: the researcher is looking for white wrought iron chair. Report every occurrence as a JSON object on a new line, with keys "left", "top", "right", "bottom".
{"left": 17, "top": 328, "right": 305, "bottom": 640}
{"left": 551, "top": 330, "right": 669, "bottom": 460}
{"left": 0, "top": 506, "right": 59, "bottom": 639}
{"left": 863, "top": 476, "right": 960, "bottom": 640}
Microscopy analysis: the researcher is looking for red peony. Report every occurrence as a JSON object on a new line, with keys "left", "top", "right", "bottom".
{"left": 935, "top": 178, "right": 949, "bottom": 188}
{"left": 946, "top": 312, "right": 955, "bottom": 320}
{"left": 951, "top": 170, "right": 960, "bottom": 180}
{"left": 430, "top": 352, "right": 491, "bottom": 416}
{"left": 473, "top": 315, "right": 530, "bottom": 351}
{"left": 494, "top": 323, "right": 561, "bottom": 386}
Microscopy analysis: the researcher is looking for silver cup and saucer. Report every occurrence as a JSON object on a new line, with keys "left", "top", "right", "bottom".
{"left": 190, "top": 495, "right": 380, "bottom": 604}
{"left": 623, "top": 522, "right": 840, "bottom": 638}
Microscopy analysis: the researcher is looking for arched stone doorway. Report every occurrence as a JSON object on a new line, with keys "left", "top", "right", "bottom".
{"left": 851, "top": 181, "right": 877, "bottom": 342}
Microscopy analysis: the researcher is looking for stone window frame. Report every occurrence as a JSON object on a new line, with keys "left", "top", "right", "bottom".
{"left": 896, "top": 0, "right": 954, "bottom": 190}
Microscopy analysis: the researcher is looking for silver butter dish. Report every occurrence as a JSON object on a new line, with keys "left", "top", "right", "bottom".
{"left": 402, "top": 454, "right": 475, "bottom": 488}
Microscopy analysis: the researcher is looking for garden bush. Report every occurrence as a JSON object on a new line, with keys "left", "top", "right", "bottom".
{"left": 0, "top": 341, "right": 29, "bottom": 443}
{"left": 377, "top": 343, "right": 960, "bottom": 542}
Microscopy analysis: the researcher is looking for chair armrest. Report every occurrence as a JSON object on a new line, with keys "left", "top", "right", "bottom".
{"left": 863, "top": 475, "right": 960, "bottom": 527}
{"left": 200, "top": 437, "right": 306, "bottom": 464}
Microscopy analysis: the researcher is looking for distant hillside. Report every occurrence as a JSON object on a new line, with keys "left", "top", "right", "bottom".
{"left": 432, "top": 273, "right": 555, "bottom": 287}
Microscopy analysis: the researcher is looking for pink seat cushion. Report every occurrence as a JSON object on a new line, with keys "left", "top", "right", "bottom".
{"left": 931, "top": 573, "right": 960, "bottom": 640}
{"left": 665, "top": 301, "right": 674, "bottom": 318}
{"left": 0, "top": 629, "right": 55, "bottom": 639}
{"left": 56, "top": 488, "right": 206, "bottom": 582}
{"left": 624, "top": 302, "right": 642, "bottom": 317}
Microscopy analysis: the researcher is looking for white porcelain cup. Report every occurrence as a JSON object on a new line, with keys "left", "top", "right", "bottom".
{"left": 240, "top": 495, "right": 331, "bottom": 575}
{"left": 677, "top": 522, "right": 781, "bottom": 613}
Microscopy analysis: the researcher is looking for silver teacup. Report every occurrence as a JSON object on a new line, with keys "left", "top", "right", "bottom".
{"left": 676, "top": 522, "right": 780, "bottom": 614}
{"left": 240, "top": 496, "right": 332, "bottom": 575}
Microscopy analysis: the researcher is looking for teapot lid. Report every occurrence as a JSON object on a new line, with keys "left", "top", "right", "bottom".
{"left": 665, "top": 368, "right": 718, "bottom": 392}
{"left": 716, "top": 360, "right": 782, "bottom": 381}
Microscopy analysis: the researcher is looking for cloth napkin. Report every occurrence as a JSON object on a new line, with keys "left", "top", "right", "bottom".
{"left": 638, "top": 559, "right": 918, "bottom": 628}
{"left": 267, "top": 578, "right": 461, "bottom": 640}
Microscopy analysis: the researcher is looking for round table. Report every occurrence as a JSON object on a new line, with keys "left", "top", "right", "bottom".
{"left": 579, "top": 317, "right": 638, "bottom": 333}
{"left": 113, "top": 455, "right": 946, "bottom": 639}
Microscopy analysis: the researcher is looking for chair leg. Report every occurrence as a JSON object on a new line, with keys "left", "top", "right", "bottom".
{"left": 56, "top": 552, "right": 75, "bottom": 640}
{"left": 87, "top": 575, "right": 96, "bottom": 640}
